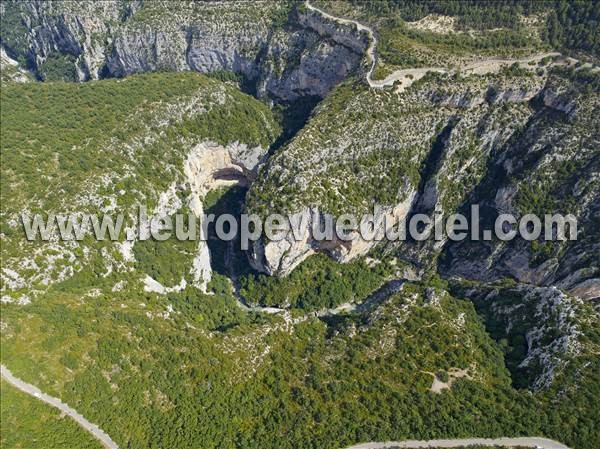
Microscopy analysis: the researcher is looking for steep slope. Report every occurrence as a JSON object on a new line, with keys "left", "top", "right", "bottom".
{"left": 0, "top": 72, "right": 280, "bottom": 299}
{"left": 246, "top": 63, "right": 599, "bottom": 302}
{"left": 0, "top": 0, "right": 369, "bottom": 102}
{"left": 451, "top": 280, "right": 598, "bottom": 391}
{"left": 441, "top": 68, "right": 599, "bottom": 299}
{"left": 0, "top": 46, "right": 31, "bottom": 82}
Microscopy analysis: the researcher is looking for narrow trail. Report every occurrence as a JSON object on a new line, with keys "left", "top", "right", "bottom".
{"left": 344, "top": 436, "right": 570, "bottom": 449}
{"left": 1, "top": 365, "right": 119, "bottom": 449}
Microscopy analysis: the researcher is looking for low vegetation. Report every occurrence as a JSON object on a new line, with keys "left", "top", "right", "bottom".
{"left": 315, "top": 0, "right": 598, "bottom": 76}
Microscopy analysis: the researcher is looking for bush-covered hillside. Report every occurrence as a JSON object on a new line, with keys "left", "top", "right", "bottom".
{"left": 0, "top": 72, "right": 280, "bottom": 298}
{"left": 315, "top": 0, "right": 598, "bottom": 78}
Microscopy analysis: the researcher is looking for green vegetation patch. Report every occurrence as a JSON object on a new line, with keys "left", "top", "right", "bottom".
{"left": 0, "top": 71, "right": 280, "bottom": 292}
{"left": 1, "top": 71, "right": 279, "bottom": 215}
{"left": 240, "top": 252, "right": 393, "bottom": 309}
{"left": 38, "top": 53, "right": 79, "bottom": 82}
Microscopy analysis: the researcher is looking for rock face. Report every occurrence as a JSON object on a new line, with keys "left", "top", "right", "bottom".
{"left": 1, "top": 1, "right": 368, "bottom": 101}
{"left": 248, "top": 193, "right": 416, "bottom": 277}
{"left": 440, "top": 74, "right": 599, "bottom": 300}
{"left": 184, "top": 141, "right": 269, "bottom": 291}
{"left": 0, "top": 47, "right": 31, "bottom": 82}
{"left": 246, "top": 67, "right": 598, "bottom": 295}
{"left": 456, "top": 282, "right": 589, "bottom": 391}
{"left": 184, "top": 141, "right": 267, "bottom": 215}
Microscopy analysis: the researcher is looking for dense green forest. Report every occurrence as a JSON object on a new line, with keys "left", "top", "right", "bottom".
{"left": 0, "top": 72, "right": 279, "bottom": 218}
{"left": 240, "top": 253, "right": 392, "bottom": 309}
{"left": 1, "top": 281, "right": 598, "bottom": 449}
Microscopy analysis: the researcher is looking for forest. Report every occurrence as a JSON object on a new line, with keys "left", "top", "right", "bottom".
{"left": 351, "top": 0, "right": 598, "bottom": 56}
{"left": 1, "top": 280, "right": 598, "bottom": 449}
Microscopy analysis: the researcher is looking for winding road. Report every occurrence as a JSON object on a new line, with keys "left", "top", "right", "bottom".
{"left": 1, "top": 364, "right": 119, "bottom": 449}
{"left": 306, "top": 1, "right": 573, "bottom": 90}
{"left": 305, "top": 0, "right": 378, "bottom": 85}
{"left": 345, "top": 437, "right": 570, "bottom": 449}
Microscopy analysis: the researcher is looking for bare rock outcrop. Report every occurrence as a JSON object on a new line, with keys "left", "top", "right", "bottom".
{"left": 184, "top": 141, "right": 268, "bottom": 290}
{"left": 249, "top": 192, "right": 416, "bottom": 277}
{"left": 3, "top": 1, "right": 368, "bottom": 102}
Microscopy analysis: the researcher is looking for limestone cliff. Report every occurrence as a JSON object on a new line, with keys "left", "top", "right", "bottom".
{"left": 1, "top": 1, "right": 368, "bottom": 102}
{"left": 246, "top": 67, "right": 599, "bottom": 299}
